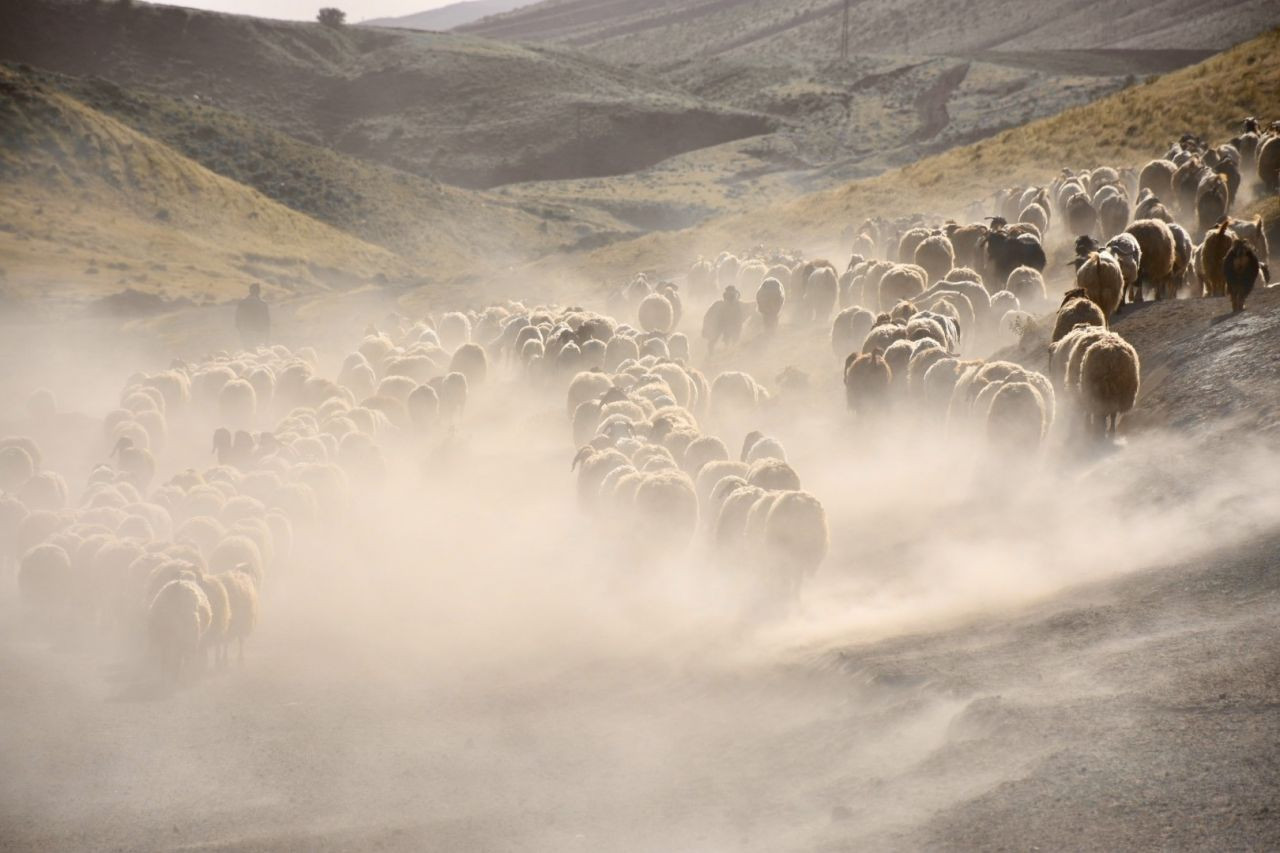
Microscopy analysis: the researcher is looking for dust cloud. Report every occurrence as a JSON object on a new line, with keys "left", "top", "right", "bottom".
{"left": 0, "top": 271, "right": 1277, "bottom": 852}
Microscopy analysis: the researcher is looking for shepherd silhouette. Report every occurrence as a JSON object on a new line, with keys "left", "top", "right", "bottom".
{"left": 235, "top": 283, "right": 270, "bottom": 348}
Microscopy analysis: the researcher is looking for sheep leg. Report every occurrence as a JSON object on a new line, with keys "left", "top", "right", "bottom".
{"left": 238, "top": 638, "right": 245, "bottom": 668}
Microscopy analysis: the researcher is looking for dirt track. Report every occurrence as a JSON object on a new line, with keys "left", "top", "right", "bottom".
{"left": 2, "top": 293, "right": 1279, "bottom": 851}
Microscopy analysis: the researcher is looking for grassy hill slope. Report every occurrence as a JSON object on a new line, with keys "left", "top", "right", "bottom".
{"left": 13, "top": 64, "right": 632, "bottom": 266}
{"left": 0, "top": 66, "right": 412, "bottom": 302}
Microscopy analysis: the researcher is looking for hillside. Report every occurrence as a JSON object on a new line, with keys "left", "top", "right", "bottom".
{"left": 463, "top": 0, "right": 1280, "bottom": 61}
{"left": 452, "top": 0, "right": 1276, "bottom": 226}
{"left": 566, "top": 27, "right": 1280, "bottom": 280}
{"left": 0, "top": 0, "right": 773, "bottom": 188}
{"left": 0, "top": 66, "right": 413, "bottom": 302}
{"left": 11, "top": 64, "right": 633, "bottom": 265}
{"left": 365, "top": 0, "right": 532, "bottom": 31}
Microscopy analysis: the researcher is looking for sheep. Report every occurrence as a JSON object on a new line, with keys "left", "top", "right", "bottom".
{"left": 218, "top": 568, "right": 259, "bottom": 666}
{"left": 736, "top": 260, "right": 768, "bottom": 294}
{"left": 1255, "top": 134, "right": 1280, "bottom": 193}
{"left": 438, "top": 312, "right": 472, "bottom": 352}
{"left": 985, "top": 381, "right": 1048, "bottom": 450}
{"left": 897, "top": 227, "right": 931, "bottom": 263}
{"left": 741, "top": 432, "right": 786, "bottom": 464}
{"left": 714, "top": 481, "right": 766, "bottom": 555}
{"left": 18, "top": 542, "right": 74, "bottom": 623}
{"left": 1104, "top": 234, "right": 1142, "bottom": 303}
{"left": 1195, "top": 172, "right": 1231, "bottom": 236}
{"left": 0, "top": 444, "right": 35, "bottom": 494}
{"left": 709, "top": 371, "right": 762, "bottom": 422}
{"left": 746, "top": 458, "right": 801, "bottom": 491}
{"left": 1074, "top": 251, "right": 1125, "bottom": 321}
{"left": 1098, "top": 192, "right": 1130, "bottom": 239}
{"left": 110, "top": 437, "right": 155, "bottom": 491}
{"left": 844, "top": 349, "right": 892, "bottom": 417}
{"left": 1139, "top": 159, "right": 1176, "bottom": 199}
{"left": 449, "top": 343, "right": 489, "bottom": 388}
{"left": 1066, "top": 193, "right": 1097, "bottom": 236}
{"left": 638, "top": 292, "right": 675, "bottom": 334}
{"left": 755, "top": 277, "right": 785, "bottom": 332}
{"left": 1005, "top": 266, "right": 1046, "bottom": 310}
{"left": 803, "top": 266, "right": 839, "bottom": 323}
{"left": 695, "top": 459, "right": 750, "bottom": 515}
{"left": 855, "top": 321, "right": 900, "bottom": 361}
{"left": 761, "top": 490, "right": 829, "bottom": 600}
{"left": 688, "top": 259, "right": 715, "bottom": 302}
{"left": 632, "top": 471, "right": 698, "bottom": 557}
{"left": 1051, "top": 295, "right": 1106, "bottom": 343}
{"left": 218, "top": 378, "right": 257, "bottom": 426}
{"left": 1227, "top": 214, "right": 1270, "bottom": 262}
{"left": 1078, "top": 333, "right": 1141, "bottom": 436}
{"left": 681, "top": 435, "right": 729, "bottom": 477}
{"left": 876, "top": 265, "right": 926, "bottom": 311}
{"left": 437, "top": 372, "right": 469, "bottom": 422}
{"left": 1196, "top": 219, "right": 1234, "bottom": 298}
{"left": 831, "top": 307, "right": 875, "bottom": 360}
{"left": 981, "top": 228, "right": 1046, "bottom": 285}
{"left": 1224, "top": 237, "right": 1270, "bottom": 313}
{"left": 148, "top": 578, "right": 212, "bottom": 682}
{"left": 943, "top": 224, "right": 988, "bottom": 270}
{"left": 407, "top": 384, "right": 441, "bottom": 431}
{"left": 571, "top": 446, "right": 631, "bottom": 508}
{"left": 210, "top": 534, "right": 265, "bottom": 584}
{"left": 882, "top": 339, "right": 915, "bottom": 391}
{"left": 913, "top": 233, "right": 954, "bottom": 283}
{"left": 990, "top": 290, "right": 1019, "bottom": 321}
{"left": 1124, "top": 219, "right": 1177, "bottom": 302}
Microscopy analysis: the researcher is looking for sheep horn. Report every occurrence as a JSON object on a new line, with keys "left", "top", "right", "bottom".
{"left": 571, "top": 446, "right": 593, "bottom": 471}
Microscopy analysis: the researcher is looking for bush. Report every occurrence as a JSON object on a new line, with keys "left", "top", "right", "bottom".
{"left": 317, "top": 7, "right": 345, "bottom": 27}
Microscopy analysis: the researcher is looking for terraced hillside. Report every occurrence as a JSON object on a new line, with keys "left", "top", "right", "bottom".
{"left": 463, "top": 0, "right": 1280, "bottom": 60}
{"left": 564, "top": 27, "right": 1280, "bottom": 280}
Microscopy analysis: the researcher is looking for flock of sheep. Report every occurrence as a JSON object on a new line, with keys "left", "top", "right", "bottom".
{"left": 2, "top": 117, "right": 1275, "bottom": 682}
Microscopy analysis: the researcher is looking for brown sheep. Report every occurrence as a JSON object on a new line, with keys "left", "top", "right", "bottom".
{"left": 1079, "top": 333, "right": 1140, "bottom": 437}
{"left": 1257, "top": 135, "right": 1280, "bottom": 193}
{"left": 1224, "top": 238, "right": 1270, "bottom": 313}
{"left": 914, "top": 233, "right": 955, "bottom": 283}
{"left": 1051, "top": 294, "right": 1106, "bottom": 343}
{"left": 844, "top": 349, "right": 892, "bottom": 417}
{"left": 1138, "top": 159, "right": 1176, "bottom": 199}
{"left": 1195, "top": 173, "right": 1230, "bottom": 237}
{"left": 877, "top": 265, "right": 927, "bottom": 311}
{"left": 1198, "top": 219, "right": 1235, "bottom": 298}
{"left": 1124, "top": 219, "right": 1176, "bottom": 302}
{"left": 1074, "top": 251, "right": 1125, "bottom": 321}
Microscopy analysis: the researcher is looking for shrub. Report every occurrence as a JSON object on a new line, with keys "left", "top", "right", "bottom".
{"left": 317, "top": 7, "right": 345, "bottom": 27}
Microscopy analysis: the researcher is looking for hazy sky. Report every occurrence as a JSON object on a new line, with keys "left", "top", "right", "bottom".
{"left": 171, "top": 1, "right": 456, "bottom": 22}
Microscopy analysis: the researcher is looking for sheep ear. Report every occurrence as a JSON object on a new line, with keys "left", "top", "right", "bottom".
{"left": 570, "top": 446, "right": 592, "bottom": 471}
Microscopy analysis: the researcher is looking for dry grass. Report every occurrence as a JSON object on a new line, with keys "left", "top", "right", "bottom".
{"left": 0, "top": 67, "right": 410, "bottom": 302}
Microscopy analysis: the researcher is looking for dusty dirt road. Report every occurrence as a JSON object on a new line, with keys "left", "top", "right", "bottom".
{"left": 2, "top": 296, "right": 1279, "bottom": 851}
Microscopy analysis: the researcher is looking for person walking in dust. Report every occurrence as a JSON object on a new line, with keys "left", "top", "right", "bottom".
{"left": 235, "top": 283, "right": 270, "bottom": 347}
